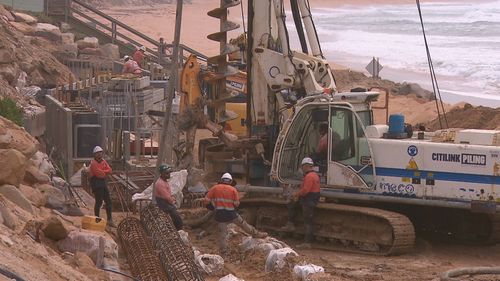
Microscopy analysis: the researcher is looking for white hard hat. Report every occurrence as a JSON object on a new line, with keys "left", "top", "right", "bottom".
{"left": 93, "top": 146, "right": 103, "bottom": 154}
{"left": 123, "top": 55, "right": 130, "bottom": 61}
{"left": 221, "top": 173, "right": 233, "bottom": 181}
{"left": 301, "top": 157, "right": 314, "bottom": 166}
{"left": 139, "top": 46, "right": 146, "bottom": 52}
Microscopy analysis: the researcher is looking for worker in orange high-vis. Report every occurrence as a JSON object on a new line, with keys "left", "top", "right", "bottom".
{"left": 205, "top": 173, "right": 268, "bottom": 256}
{"left": 280, "top": 157, "right": 320, "bottom": 249}
{"left": 89, "top": 146, "right": 115, "bottom": 227}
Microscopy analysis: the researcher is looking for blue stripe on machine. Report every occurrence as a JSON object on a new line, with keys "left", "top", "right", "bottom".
{"left": 371, "top": 167, "right": 500, "bottom": 185}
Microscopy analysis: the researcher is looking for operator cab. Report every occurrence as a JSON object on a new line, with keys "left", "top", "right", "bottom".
{"left": 272, "top": 92, "right": 379, "bottom": 190}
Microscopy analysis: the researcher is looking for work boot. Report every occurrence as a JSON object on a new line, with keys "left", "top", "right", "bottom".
{"left": 107, "top": 220, "right": 116, "bottom": 228}
{"left": 254, "top": 231, "right": 268, "bottom": 239}
{"left": 279, "top": 222, "right": 295, "bottom": 232}
{"left": 296, "top": 242, "right": 312, "bottom": 249}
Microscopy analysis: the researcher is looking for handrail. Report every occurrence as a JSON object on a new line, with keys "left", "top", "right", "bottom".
{"left": 71, "top": 8, "right": 161, "bottom": 61}
{"left": 64, "top": 0, "right": 209, "bottom": 68}
{"left": 71, "top": 0, "right": 160, "bottom": 46}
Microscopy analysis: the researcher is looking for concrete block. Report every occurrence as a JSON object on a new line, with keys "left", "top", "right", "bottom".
{"left": 108, "top": 76, "right": 150, "bottom": 91}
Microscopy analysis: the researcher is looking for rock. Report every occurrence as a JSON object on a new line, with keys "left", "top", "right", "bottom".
{"left": 0, "top": 63, "right": 19, "bottom": 85}
{"left": 57, "top": 230, "right": 118, "bottom": 265}
{"left": 0, "top": 234, "right": 14, "bottom": 246}
{"left": 0, "top": 45, "right": 15, "bottom": 63}
{"left": 30, "top": 23, "right": 62, "bottom": 42}
{"left": 29, "top": 151, "right": 55, "bottom": 176}
{"left": 0, "top": 205, "right": 16, "bottom": 230}
{"left": 0, "top": 184, "right": 33, "bottom": 214}
{"left": 397, "top": 82, "right": 435, "bottom": 100}
{"left": 13, "top": 12, "right": 37, "bottom": 24}
{"left": 0, "top": 130, "right": 11, "bottom": 148}
{"left": 58, "top": 43, "right": 78, "bottom": 57}
{"left": 9, "top": 21, "right": 35, "bottom": 34}
{"left": 76, "top": 37, "right": 99, "bottom": 49}
{"left": 37, "top": 183, "right": 66, "bottom": 199}
{"left": 60, "top": 22, "right": 72, "bottom": 32}
{"left": 61, "top": 32, "right": 75, "bottom": 44}
{"left": 0, "top": 5, "right": 14, "bottom": 21}
{"left": 79, "top": 47, "right": 103, "bottom": 56}
{"left": 19, "top": 184, "right": 46, "bottom": 207}
{"left": 0, "top": 149, "right": 27, "bottom": 186}
{"left": 72, "top": 252, "right": 111, "bottom": 281}
{"left": 24, "top": 165, "right": 51, "bottom": 185}
{"left": 42, "top": 216, "right": 69, "bottom": 241}
{"left": 100, "top": 43, "right": 120, "bottom": 60}
{"left": 0, "top": 116, "right": 39, "bottom": 158}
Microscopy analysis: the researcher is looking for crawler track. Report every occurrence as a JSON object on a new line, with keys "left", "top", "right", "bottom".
{"left": 241, "top": 198, "right": 415, "bottom": 256}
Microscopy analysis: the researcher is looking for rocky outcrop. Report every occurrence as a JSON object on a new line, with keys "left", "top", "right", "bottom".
{"left": 42, "top": 215, "right": 70, "bottom": 241}
{"left": 19, "top": 184, "right": 46, "bottom": 207}
{"left": 0, "top": 184, "right": 33, "bottom": 214}
{"left": 58, "top": 230, "right": 119, "bottom": 266}
{"left": 0, "top": 116, "right": 38, "bottom": 158}
{"left": 0, "top": 149, "right": 27, "bottom": 186}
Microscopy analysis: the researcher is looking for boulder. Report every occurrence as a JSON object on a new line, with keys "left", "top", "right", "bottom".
{"left": 79, "top": 47, "right": 102, "bottom": 56}
{"left": 0, "top": 5, "right": 14, "bottom": 21}
{"left": 30, "top": 23, "right": 62, "bottom": 42}
{"left": 19, "top": 184, "right": 46, "bottom": 207}
{"left": 42, "top": 215, "right": 69, "bottom": 241}
{"left": 9, "top": 21, "right": 35, "bottom": 34}
{"left": 61, "top": 32, "right": 75, "bottom": 44}
{"left": 57, "top": 230, "right": 118, "bottom": 265}
{"left": 0, "top": 45, "right": 15, "bottom": 63}
{"left": 13, "top": 12, "right": 37, "bottom": 24}
{"left": 0, "top": 197, "right": 17, "bottom": 230}
{"left": 60, "top": 22, "right": 72, "bottom": 33}
{"left": 24, "top": 165, "right": 51, "bottom": 185}
{"left": 397, "top": 82, "right": 435, "bottom": 100}
{"left": 71, "top": 252, "right": 110, "bottom": 281}
{"left": 0, "top": 63, "right": 19, "bottom": 85}
{"left": 0, "top": 116, "right": 39, "bottom": 158}
{"left": 0, "top": 149, "right": 27, "bottom": 186}
{"left": 0, "top": 184, "right": 33, "bottom": 214}
{"left": 100, "top": 43, "right": 120, "bottom": 60}
{"left": 29, "top": 151, "right": 55, "bottom": 176}
{"left": 76, "top": 37, "right": 99, "bottom": 49}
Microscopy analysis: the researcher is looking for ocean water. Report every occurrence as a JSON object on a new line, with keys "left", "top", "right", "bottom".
{"left": 290, "top": 1, "right": 500, "bottom": 107}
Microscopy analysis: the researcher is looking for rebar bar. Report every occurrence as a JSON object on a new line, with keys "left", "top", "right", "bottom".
{"left": 117, "top": 217, "right": 169, "bottom": 281}
{"left": 141, "top": 204, "right": 204, "bottom": 281}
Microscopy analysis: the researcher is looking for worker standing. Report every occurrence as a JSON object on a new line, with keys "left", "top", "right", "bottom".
{"left": 133, "top": 46, "right": 147, "bottom": 67}
{"left": 122, "top": 55, "right": 142, "bottom": 75}
{"left": 154, "top": 164, "right": 183, "bottom": 230}
{"left": 89, "top": 146, "right": 115, "bottom": 227}
{"left": 205, "top": 173, "right": 268, "bottom": 256}
{"left": 280, "top": 157, "right": 320, "bottom": 249}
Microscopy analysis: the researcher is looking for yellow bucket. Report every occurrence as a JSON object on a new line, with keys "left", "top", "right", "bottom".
{"left": 81, "top": 215, "right": 107, "bottom": 232}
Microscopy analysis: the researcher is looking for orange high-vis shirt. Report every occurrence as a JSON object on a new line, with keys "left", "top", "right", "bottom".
{"left": 89, "top": 159, "right": 112, "bottom": 179}
{"left": 205, "top": 184, "right": 239, "bottom": 211}
{"left": 298, "top": 171, "right": 320, "bottom": 197}
{"left": 133, "top": 50, "right": 145, "bottom": 66}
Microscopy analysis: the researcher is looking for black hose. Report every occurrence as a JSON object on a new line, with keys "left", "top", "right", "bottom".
{"left": 441, "top": 266, "right": 500, "bottom": 281}
{"left": 100, "top": 267, "right": 141, "bottom": 281}
{"left": 416, "top": 0, "right": 448, "bottom": 129}
{"left": 0, "top": 266, "right": 26, "bottom": 281}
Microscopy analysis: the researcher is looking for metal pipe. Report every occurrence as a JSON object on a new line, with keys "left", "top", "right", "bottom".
{"left": 441, "top": 267, "right": 500, "bottom": 281}
{"left": 235, "top": 185, "right": 500, "bottom": 211}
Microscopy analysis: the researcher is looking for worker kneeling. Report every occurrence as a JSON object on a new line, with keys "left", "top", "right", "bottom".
{"left": 154, "top": 164, "right": 183, "bottom": 230}
{"left": 205, "top": 173, "right": 268, "bottom": 256}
